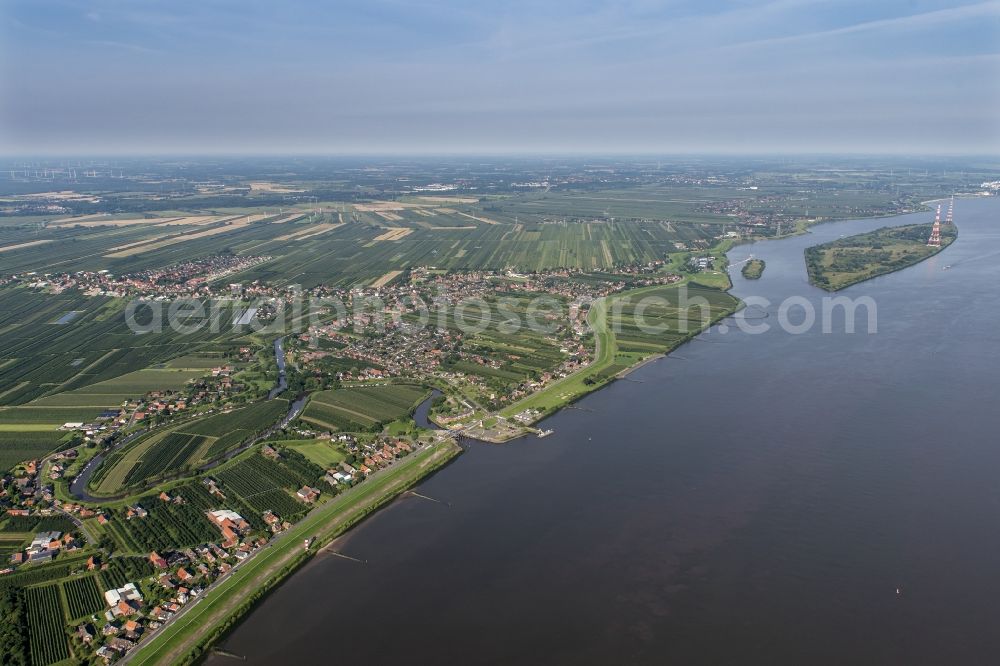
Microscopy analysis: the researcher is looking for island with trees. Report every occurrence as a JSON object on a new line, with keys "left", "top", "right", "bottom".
{"left": 805, "top": 222, "right": 957, "bottom": 291}
{"left": 741, "top": 259, "right": 766, "bottom": 279}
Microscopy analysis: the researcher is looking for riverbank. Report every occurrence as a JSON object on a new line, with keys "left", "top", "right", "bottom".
{"left": 496, "top": 278, "right": 739, "bottom": 428}
{"left": 125, "top": 437, "right": 461, "bottom": 666}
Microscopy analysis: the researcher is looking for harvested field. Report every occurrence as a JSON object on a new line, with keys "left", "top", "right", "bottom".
{"left": 158, "top": 215, "right": 234, "bottom": 226}
{"left": 601, "top": 239, "right": 613, "bottom": 264}
{"left": 51, "top": 217, "right": 178, "bottom": 228}
{"left": 104, "top": 218, "right": 255, "bottom": 257}
{"left": 51, "top": 213, "right": 116, "bottom": 224}
{"left": 372, "top": 228, "right": 412, "bottom": 242}
{"left": 275, "top": 223, "right": 343, "bottom": 241}
{"left": 15, "top": 190, "right": 98, "bottom": 201}
{"left": 416, "top": 196, "right": 478, "bottom": 203}
{"left": 248, "top": 181, "right": 305, "bottom": 193}
{"left": 0, "top": 240, "right": 54, "bottom": 253}
{"left": 269, "top": 213, "right": 308, "bottom": 224}
{"left": 354, "top": 201, "right": 410, "bottom": 212}
{"left": 456, "top": 211, "right": 500, "bottom": 225}
{"left": 370, "top": 270, "right": 403, "bottom": 288}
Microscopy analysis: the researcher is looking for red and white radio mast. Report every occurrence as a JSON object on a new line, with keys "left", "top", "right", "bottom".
{"left": 927, "top": 204, "right": 942, "bottom": 247}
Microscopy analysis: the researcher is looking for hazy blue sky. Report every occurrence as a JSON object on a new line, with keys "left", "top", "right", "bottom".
{"left": 2, "top": 0, "right": 999, "bottom": 154}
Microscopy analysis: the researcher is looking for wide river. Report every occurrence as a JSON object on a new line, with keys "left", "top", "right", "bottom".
{"left": 211, "top": 197, "right": 1000, "bottom": 665}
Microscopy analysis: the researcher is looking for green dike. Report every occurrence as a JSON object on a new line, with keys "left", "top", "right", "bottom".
{"left": 499, "top": 295, "right": 614, "bottom": 418}
{"left": 499, "top": 280, "right": 739, "bottom": 421}
{"left": 127, "top": 438, "right": 461, "bottom": 666}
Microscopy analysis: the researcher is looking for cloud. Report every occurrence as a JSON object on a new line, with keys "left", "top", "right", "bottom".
{"left": 721, "top": 1, "right": 1000, "bottom": 53}
{"left": 1, "top": 0, "right": 998, "bottom": 154}
{"left": 83, "top": 40, "right": 164, "bottom": 55}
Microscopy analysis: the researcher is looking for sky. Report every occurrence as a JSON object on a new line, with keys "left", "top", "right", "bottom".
{"left": 1, "top": 0, "right": 999, "bottom": 155}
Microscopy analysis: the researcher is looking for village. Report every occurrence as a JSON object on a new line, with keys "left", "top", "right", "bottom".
{"left": 1, "top": 255, "right": 704, "bottom": 664}
{"left": 7, "top": 255, "right": 273, "bottom": 299}
{"left": 2, "top": 423, "right": 433, "bottom": 662}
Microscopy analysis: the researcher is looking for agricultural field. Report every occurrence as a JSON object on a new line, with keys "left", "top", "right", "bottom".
{"left": 88, "top": 426, "right": 196, "bottom": 496}
{"left": 105, "top": 483, "right": 222, "bottom": 553}
{"left": 0, "top": 554, "right": 93, "bottom": 594}
{"left": 610, "top": 282, "right": 739, "bottom": 360}
{"left": 806, "top": 222, "right": 957, "bottom": 291}
{"left": 25, "top": 584, "right": 70, "bottom": 666}
{"left": 165, "top": 353, "right": 234, "bottom": 369}
{"left": 281, "top": 439, "right": 346, "bottom": 468}
{"left": 1, "top": 515, "right": 76, "bottom": 534}
{"left": 99, "top": 557, "right": 157, "bottom": 590}
{"left": 0, "top": 156, "right": 979, "bottom": 293}
{"left": 180, "top": 399, "right": 289, "bottom": 461}
{"left": 0, "top": 533, "right": 28, "bottom": 556}
{"left": 30, "top": 367, "right": 209, "bottom": 408}
{"left": 301, "top": 385, "right": 429, "bottom": 432}
{"left": 0, "top": 204, "right": 723, "bottom": 289}
{"left": 501, "top": 282, "right": 739, "bottom": 418}
{"left": 0, "top": 429, "right": 74, "bottom": 471}
{"left": 234, "top": 215, "right": 721, "bottom": 288}
{"left": 121, "top": 432, "right": 208, "bottom": 486}
{"left": 0, "top": 289, "right": 248, "bottom": 409}
{"left": 63, "top": 575, "right": 105, "bottom": 620}
{"left": 214, "top": 448, "right": 328, "bottom": 520}
{"left": 90, "top": 399, "right": 288, "bottom": 495}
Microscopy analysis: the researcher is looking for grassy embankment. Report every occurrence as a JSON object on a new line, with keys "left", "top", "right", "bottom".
{"left": 126, "top": 438, "right": 461, "bottom": 666}
{"left": 805, "top": 222, "right": 957, "bottom": 291}
{"left": 498, "top": 296, "right": 615, "bottom": 418}
{"left": 499, "top": 278, "right": 739, "bottom": 421}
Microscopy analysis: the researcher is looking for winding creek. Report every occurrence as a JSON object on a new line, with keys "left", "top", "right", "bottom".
{"left": 69, "top": 335, "right": 304, "bottom": 502}
{"left": 207, "top": 197, "right": 1000, "bottom": 665}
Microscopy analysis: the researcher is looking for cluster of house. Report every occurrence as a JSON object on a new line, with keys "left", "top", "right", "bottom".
{"left": 76, "top": 583, "right": 145, "bottom": 663}
{"left": 512, "top": 408, "right": 544, "bottom": 425}
{"left": 12, "top": 255, "right": 272, "bottom": 299}
{"left": 2, "top": 459, "right": 49, "bottom": 510}
{"left": 2, "top": 500, "right": 108, "bottom": 572}
{"left": 125, "top": 369, "right": 251, "bottom": 426}
{"left": 45, "top": 361, "right": 257, "bottom": 482}
{"left": 689, "top": 256, "right": 716, "bottom": 271}
{"left": 313, "top": 437, "right": 415, "bottom": 487}
{"left": 207, "top": 509, "right": 250, "bottom": 548}
{"left": 54, "top": 501, "right": 101, "bottom": 519}
{"left": 698, "top": 192, "right": 892, "bottom": 234}
{"left": 298, "top": 319, "right": 460, "bottom": 381}
{"left": 290, "top": 266, "right": 690, "bottom": 415}
{"left": 76, "top": 512, "right": 280, "bottom": 662}
{"left": 8, "top": 529, "right": 81, "bottom": 565}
